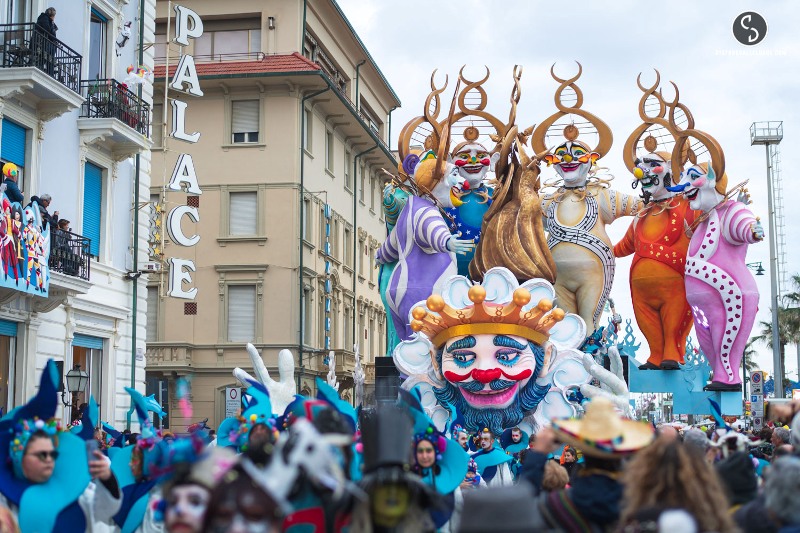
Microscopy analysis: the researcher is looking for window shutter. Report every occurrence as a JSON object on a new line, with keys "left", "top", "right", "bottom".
{"left": 83, "top": 162, "right": 104, "bottom": 257}
{"left": 73, "top": 334, "right": 104, "bottom": 349}
{"left": 228, "top": 285, "right": 256, "bottom": 342}
{"left": 1, "top": 120, "right": 27, "bottom": 167}
{"left": 231, "top": 100, "right": 259, "bottom": 134}
{"left": 146, "top": 287, "right": 159, "bottom": 342}
{"left": 229, "top": 191, "right": 257, "bottom": 235}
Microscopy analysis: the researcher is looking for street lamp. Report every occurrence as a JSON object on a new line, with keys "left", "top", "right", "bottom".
{"left": 62, "top": 365, "right": 89, "bottom": 420}
{"left": 746, "top": 262, "right": 766, "bottom": 276}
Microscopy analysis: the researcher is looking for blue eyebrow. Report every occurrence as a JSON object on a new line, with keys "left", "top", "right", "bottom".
{"left": 493, "top": 335, "right": 526, "bottom": 350}
{"left": 446, "top": 336, "right": 476, "bottom": 353}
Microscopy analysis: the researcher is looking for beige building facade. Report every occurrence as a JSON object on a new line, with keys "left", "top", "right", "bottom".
{"left": 147, "top": 0, "right": 399, "bottom": 429}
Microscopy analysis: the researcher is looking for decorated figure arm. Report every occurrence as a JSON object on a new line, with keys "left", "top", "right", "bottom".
{"left": 446, "top": 236, "right": 475, "bottom": 256}
{"left": 233, "top": 343, "right": 297, "bottom": 414}
{"left": 724, "top": 205, "right": 764, "bottom": 245}
{"left": 606, "top": 190, "right": 643, "bottom": 223}
{"left": 579, "top": 346, "right": 631, "bottom": 416}
{"left": 375, "top": 226, "right": 399, "bottom": 265}
{"left": 613, "top": 220, "right": 636, "bottom": 258}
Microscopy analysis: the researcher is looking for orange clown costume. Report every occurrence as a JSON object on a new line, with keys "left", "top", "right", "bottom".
{"left": 613, "top": 73, "right": 697, "bottom": 369}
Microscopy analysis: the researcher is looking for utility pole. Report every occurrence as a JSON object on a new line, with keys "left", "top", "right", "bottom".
{"left": 750, "top": 122, "right": 784, "bottom": 397}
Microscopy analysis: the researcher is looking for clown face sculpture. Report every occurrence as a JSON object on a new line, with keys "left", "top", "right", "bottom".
{"left": 632, "top": 151, "right": 674, "bottom": 203}
{"left": 448, "top": 141, "right": 500, "bottom": 189}
{"left": 392, "top": 267, "right": 611, "bottom": 436}
{"left": 544, "top": 140, "right": 599, "bottom": 188}
{"left": 434, "top": 334, "right": 551, "bottom": 431}
{"left": 676, "top": 163, "right": 721, "bottom": 213}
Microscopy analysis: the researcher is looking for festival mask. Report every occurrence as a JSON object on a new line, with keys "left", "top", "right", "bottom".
{"left": 449, "top": 142, "right": 498, "bottom": 189}
{"left": 632, "top": 152, "right": 672, "bottom": 201}
{"left": 544, "top": 141, "right": 599, "bottom": 187}
{"left": 165, "top": 484, "right": 209, "bottom": 533}
{"left": 668, "top": 162, "right": 721, "bottom": 212}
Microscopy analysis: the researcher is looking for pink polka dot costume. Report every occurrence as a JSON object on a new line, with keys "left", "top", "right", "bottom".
{"left": 684, "top": 200, "right": 760, "bottom": 389}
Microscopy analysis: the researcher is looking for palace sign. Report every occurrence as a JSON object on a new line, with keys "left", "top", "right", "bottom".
{"left": 166, "top": 5, "right": 203, "bottom": 299}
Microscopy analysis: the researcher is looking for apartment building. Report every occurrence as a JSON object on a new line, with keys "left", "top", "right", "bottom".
{"left": 147, "top": 0, "right": 399, "bottom": 428}
{"left": 0, "top": 0, "right": 154, "bottom": 425}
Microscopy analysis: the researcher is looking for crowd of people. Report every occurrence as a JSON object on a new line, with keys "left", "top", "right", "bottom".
{"left": 1, "top": 358, "right": 799, "bottom": 533}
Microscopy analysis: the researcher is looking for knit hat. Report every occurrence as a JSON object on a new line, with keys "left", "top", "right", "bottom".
{"left": 715, "top": 451, "right": 757, "bottom": 506}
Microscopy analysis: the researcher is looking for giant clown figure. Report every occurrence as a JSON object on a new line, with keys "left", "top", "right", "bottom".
{"left": 665, "top": 93, "right": 764, "bottom": 391}
{"left": 392, "top": 267, "right": 631, "bottom": 436}
{"left": 532, "top": 64, "right": 642, "bottom": 332}
{"left": 614, "top": 74, "right": 697, "bottom": 370}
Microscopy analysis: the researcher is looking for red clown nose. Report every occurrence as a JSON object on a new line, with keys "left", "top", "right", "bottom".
{"left": 471, "top": 368, "right": 502, "bottom": 384}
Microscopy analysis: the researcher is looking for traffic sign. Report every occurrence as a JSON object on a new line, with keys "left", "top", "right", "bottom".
{"left": 225, "top": 387, "right": 241, "bottom": 418}
{"left": 753, "top": 416, "right": 763, "bottom": 431}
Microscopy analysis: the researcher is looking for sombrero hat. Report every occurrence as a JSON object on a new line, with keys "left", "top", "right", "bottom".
{"left": 550, "top": 397, "right": 654, "bottom": 458}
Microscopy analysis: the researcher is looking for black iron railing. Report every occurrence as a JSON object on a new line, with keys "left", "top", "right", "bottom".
{"left": 81, "top": 78, "right": 150, "bottom": 136}
{"left": 0, "top": 23, "right": 82, "bottom": 92}
{"left": 49, "top": 227, "right": 90, "bottom": 281}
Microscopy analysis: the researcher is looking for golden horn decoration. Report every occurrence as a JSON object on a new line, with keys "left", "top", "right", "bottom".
{"left": 450, "top": 66, "right": 507, "bottom": 148}
{"left": 397, "top": 70, "right": 448, "bottom": 163}
{"left": 431, "top": 79, "right": 461, "bottom": 190}
{"left": 494, "top": 67, "right": 524, "bottom": 180}
{"left": 666, "top": 82, "right": 726, "bottom": 188}
{"left": 622, "top": 69, "right": 682, "bottom": 182}
{"left": 531, "top": 61, "right": 613, "bottom": 159}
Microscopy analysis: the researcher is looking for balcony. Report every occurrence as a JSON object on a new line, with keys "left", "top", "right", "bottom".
{"left": 0, "top": 23, "right": 84, "bottom": 119}
{"left": 145, "top": 343, "right": 194, "bottom": 371}
{"left": 49, "top": 227, "right": 90, "bottom": 281}
{"left": 77, "top": 78, "right": 151, "bottom": 160}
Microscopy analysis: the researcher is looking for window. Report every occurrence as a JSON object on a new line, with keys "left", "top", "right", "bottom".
{"left": 194, "top": 29, "right": 261, "bottom": 59}
{"left": 72, "top": 334, "right": 104, "bottom": 421}
{"left": 302, "top": 285, "right": 313, "bottom": 345}
{"left": 326, "top": 130, "right": 334, "bottom": 171}
{"left": 331, "top": 218, "right": 340, "bottom": 260}
{"left": 146, "top": 286, "right": 159, "bottom": 342}
{"left": 344, "top": 226, "right": 352, "bottom": 268}
{"left": 344, "top": 151, "right": 352, "bottom": 191}
{"left": 370, "top": 175, "right": 377, "bottom": 211}
{"left": 88, "top": 8, "right": 109, "bottom": 80}
{"left": 318, "top": 205, "right": 327, "bottom": 250}
{"left": 83, "top": 161, "right": 104, "bottom": 258}
{"left": 6, "top": 0, "right": 32, "bottom": 25}
{"left": 227, "top": 285, "right": 256, "bottom": 342}
{"left": 154, "top": 33, "right": 168, "bottom": 63}
{"left": 0, "top": 320, "right": 18, "bottom": 416}
{"left": 344, "top": 305, "right": 352, "bottom": 350}
{"left": 358, "top": 240, "right": 364, "bottom": 277}
{"left": 303, "top": 108, "right": 313, "bottom": 152}
{"left": 1, "top": 119, "right": 27, "bottom": 194}
{"left": 359, "top": 101, "right": 381, "bottom": 135}
{"left": 229, "top": 191, "right": 257, "bottom": 235}
{"left": 359, "top": 165, "right": 365, "bottom": 204}
{"left": 151, "top": 104, "right": 164, "bottom": 147}
{"left": 231, "top": 100, "right": 259, "bottom": 144}
{"left": 145, "top": 377, "right": 169, "bottom": 429}
{"left": 303, "top": 198, "right": 312, "bottom": 241}
{"left": 369, "top": 316, "right": 375, "bottom": 357}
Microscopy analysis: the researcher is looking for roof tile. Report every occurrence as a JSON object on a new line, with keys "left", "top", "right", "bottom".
{"left": 154, "top": 52, "right": 320, "bottom": 78}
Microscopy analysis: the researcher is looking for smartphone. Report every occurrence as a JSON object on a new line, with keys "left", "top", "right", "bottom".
{"left": 85, "top": 439, "right": 99, "bottom": 463}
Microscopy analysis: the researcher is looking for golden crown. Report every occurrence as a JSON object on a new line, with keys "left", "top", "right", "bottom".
{"left": 410, "top": 285, "right": 566, "bottom": 348}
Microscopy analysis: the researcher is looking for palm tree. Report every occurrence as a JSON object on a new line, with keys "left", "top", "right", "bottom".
{"left": 753, "top": 273, "right": 800, "bottom": 392}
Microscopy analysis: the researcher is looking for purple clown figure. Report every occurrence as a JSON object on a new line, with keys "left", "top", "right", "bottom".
{"left": 392, "top": 267, "right": 631, "bottom": 436}
{"left": 666, "top": 105, "right": 763, "bottom": 391}
{"left": 376, "top": 150, "right": 473, "bottom": 344}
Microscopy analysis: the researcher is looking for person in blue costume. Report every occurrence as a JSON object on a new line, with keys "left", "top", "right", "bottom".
{"left": 470, "top": 428, "right": 514, "bottom": 487}
{"left": 499, "top": 426, "right": 528, "bottom": 479}
{"left": 379, "top": 173, "right": 410, "bottom": 357}
{"left": 110, "top": 387, "right": 171, "bottom": 533}
{"left": 0, "top": 360, "right": 122, "bottom": 532}
{"left": 443, "top": 127, "right": 500, "bottom": 278}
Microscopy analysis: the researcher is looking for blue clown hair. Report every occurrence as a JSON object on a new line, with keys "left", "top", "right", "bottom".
{"left": 433, "top": 339, "right": 550, "bottom": 435}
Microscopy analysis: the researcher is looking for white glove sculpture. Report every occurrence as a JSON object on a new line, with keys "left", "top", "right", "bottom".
{"left": 580, "top": 346, "right": 632, "bottom": 416}
{"left": 234, "top": 343, "right": 298, "bottom": 414}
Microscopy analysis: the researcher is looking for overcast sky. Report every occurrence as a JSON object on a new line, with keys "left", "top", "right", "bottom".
{"left": 337, "top": 0, "right": 800, "bottom": 380}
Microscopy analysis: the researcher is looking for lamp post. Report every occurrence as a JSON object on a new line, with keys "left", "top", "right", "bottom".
{"left": 62, "top": 365, "right": 89, "bottom": 421}
{"left": 750, "top": 121, "right": 784, "bottom": 398}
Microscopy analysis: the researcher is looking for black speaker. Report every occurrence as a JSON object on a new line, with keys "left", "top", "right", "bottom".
{"left": 602, "top": 352, "right": 630, "bottom": 386}
{"left": 373, "top": 356, "right": 400, "bottom": 403}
